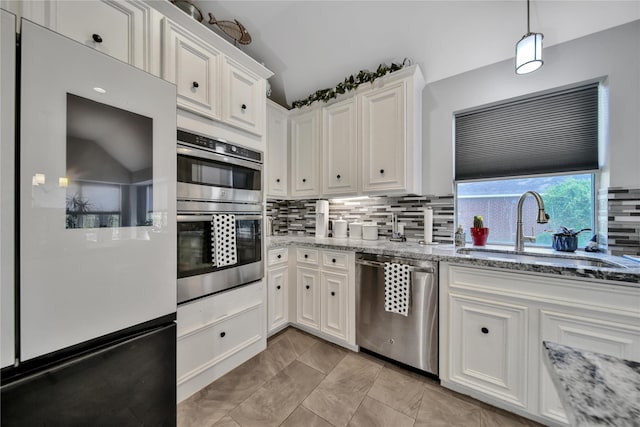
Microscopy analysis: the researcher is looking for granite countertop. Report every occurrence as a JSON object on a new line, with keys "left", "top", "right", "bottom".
{"left": 542, "top": 341, "right": 640, "bottom": 426}
{"left": 266, "top": 235, "right": 640, "bottom": 285}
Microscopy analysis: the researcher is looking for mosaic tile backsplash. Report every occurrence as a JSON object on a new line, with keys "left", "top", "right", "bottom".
{"left": 607, "top": 188, "right": 640, "bottom": 256}
{"left": 267, "top": 187, "right": 640, "bottom": 257}
{"left": 267, "top": 195, "right": 455, "bottom": 243}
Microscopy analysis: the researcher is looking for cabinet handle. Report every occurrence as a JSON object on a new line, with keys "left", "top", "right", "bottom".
{"left": 92, "top": 34, "right": 103, "bottom": 43}
{"left": 304, "top": 254, "right": 308, "bottom": 259}
{"left": 276, "top": 178, "right": 280, "bottom": 183}
{"left": 192, "top": 81, "right": 199, "bottom": 89}
{"left": 305, "top": 285, "right": 310, "bottom": 289}
{"left": 302, "top": 178, "right": 306, "bottom": 183}
{"left": 380, "top": 169, "right": 385, "bottom": 174}
{"left": 336, "top": 174, "right": 341, "bottom": 179}
{"left": 241, "top": 104, "right": 247, "bottom": 110}
{"left": 277, "top": 285, "right": 281, "bottom": 290}
{"left": 332, "top": 258, "right": 336, "bottom": 263}
{"left": 331, "top": 291, "right": 335, "bottom": 296}
{"left": 220, "top": 331, "right": 226, "bottom": 338}
{"left": 277, "top": 254, "right": 282, "bottom": 259}
{"left": 481, "top": 327, "right": 489, "bottom": 334}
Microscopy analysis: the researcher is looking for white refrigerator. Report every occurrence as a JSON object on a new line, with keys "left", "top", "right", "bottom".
{"left": 2, "top": 18, "right": 177, "bottom": 425}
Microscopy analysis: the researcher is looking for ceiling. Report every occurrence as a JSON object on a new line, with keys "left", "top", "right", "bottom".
{"left": 191, "top": 1, "right": 640, "bottom": 108}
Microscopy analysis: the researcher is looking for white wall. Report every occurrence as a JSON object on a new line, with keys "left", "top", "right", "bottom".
{"left": 423, "top": 19, "right": 640, "bottom": 195}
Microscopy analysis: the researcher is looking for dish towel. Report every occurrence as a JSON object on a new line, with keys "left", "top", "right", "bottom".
{"left": 211, "top": 214, "right": 237, "bottom": 267}
{"left": 384, "top": 262, "right": 411, "bottom": 316}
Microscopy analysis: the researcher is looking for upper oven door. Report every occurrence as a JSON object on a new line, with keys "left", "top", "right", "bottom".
{"left": 177, "top": 145, "right": 262, "bottom": 204}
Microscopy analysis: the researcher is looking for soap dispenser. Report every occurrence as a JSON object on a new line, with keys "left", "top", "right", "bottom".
{"left": 455, "top": 225, "right": 466, "bottom": 247}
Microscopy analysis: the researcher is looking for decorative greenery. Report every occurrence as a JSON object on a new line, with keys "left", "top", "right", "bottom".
{"left": 473, "top": 215, "right": 484, "bottom": 228}
{"left": 291, "top": 60, "right": 410, "bottom": 108}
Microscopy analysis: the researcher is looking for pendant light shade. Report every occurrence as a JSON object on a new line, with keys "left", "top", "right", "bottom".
{"left": 515, "top": 0, "right": 543, "bottom": 74}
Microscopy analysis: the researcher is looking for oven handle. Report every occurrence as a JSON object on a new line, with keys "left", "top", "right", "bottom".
{"left": 177, "top": 214, "right": 263, "bottom": 222}
{"left": 177, "top": 145, "right": 263, "bottom": 171}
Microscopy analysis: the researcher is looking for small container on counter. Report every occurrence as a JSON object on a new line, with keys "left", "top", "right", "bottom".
{"left": 333, "top": 218, "right": 348, "bottom": 238}
{"left": 349, "top": 222, "right": 363, "bottom": 239}
{"left": 454, "top": 225, "right": 466, "bottom": 247}
{"left": 362, "top": 223, "right": 378, "bottom": 240}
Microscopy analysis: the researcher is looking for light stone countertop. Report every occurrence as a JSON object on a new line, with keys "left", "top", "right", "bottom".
{"left": 266, "top": 235, "right": 640, "bottom": 286}
{"left": 542, "top": 341, "right": 640, "bottom": 427}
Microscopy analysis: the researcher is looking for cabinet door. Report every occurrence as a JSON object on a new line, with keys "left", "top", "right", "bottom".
{"left": 538, "top": 310, "right": 640, "bottom": 425}
{"left": 323, "top": 98, "right": 358, "bottom": 195}
{"left": 45, "top": 0, "right": 152, "bottom": 70}
{"left": 296, "top": 267, "right": 320, "bottom": 330}
{"left": 360, "top": 81, "right": 406, "bottom": 193}
{"left": 449, "top": 293, "right": 528, "bottom": 408}
{"left": 266, "top": 103, "right": 288, "bottom": 198}
{"left": 162, "top": 18, "right": 221, "bottom": 121}
{"left": 321, "top": 271, "right": 348, "bottom": 341}
{"left": 267, "top": 266, "right": 288, "bottom": 334}
{"left": 290, "top": 109, "right": 321, "bottom": 197}
{"left": 222, "top": 57, "right": 264, "bottom": 136}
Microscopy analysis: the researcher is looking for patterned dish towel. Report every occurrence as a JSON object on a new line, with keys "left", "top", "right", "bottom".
{"left": 212, "top": 214, "right": 237, "bottom": 267}
{"left": 384, "top": 262, "right": 411, "bottom": 316}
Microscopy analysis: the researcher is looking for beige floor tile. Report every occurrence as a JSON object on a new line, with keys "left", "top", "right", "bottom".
{"left": 229, "top": 360, "right": 325, "bottom": 426}
{"left": 177, "top": 390, "right": 232, "bottom": 427}
{"left": 280, "top": 406, "right": 334, "bottom": 427}
{"left": 285, "top": 327, "right": 322, "bottom": 357}
{"left": 212, "top": 415, "right": 241, "bottom": 427}
{"left": 297, "top": 340, "right": 347, "bottom": 374}
{"left": 302, "top": 353, "right": 383, "bottom": 427}
{"left": 481, "top": 408, "right": 543, "bottom": 427}
{"left": 414, "top": 386, "right": 482, "bottom": 427}
{"left": 348, "top": 396, "right": 415, "bottom": 427}
{"left": 367, "top": 366, "right": 425, "bottom": 418}
{"left": 256, "top": 334, "right": 299, "bottom": 376}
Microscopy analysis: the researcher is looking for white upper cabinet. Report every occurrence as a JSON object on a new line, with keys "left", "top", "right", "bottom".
{"left": 222, "top": 57, "right": 264, "bottom": 136}
{"left": 360, "top": 65, "right": 424, "bottom": 195}
{"left": 266, "top": 101, "right": 289, "bottom": 198}
{"left": 162, "top": 18, "right": 222, "bottom": 121}
{"left": 290, "top": 108, "right": 321, "bottom": 198}
{"left": 323, "top": 97, "right": 358, "bottom": 196}
{"left": 37, "top": 0, "right": 153, "bottom": 71}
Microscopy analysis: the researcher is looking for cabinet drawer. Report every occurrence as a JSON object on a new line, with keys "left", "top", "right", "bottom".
{"left": 322, "top": 250, "right": 349, "bottom": 271}
{"left": 177, "top": 304, "right": 262, "bottom": 381}
{"left": 297, "top": 248, "right": 319, "bottom": 265}
{"left": 177, "top": 281, "right": 263, "bottom": 337}
{"left": 268, "top": 247, "right": 288, "bottom": 266}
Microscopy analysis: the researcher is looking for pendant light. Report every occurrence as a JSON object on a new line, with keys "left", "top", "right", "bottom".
{"left": 515, "top": 0, "right": 543, "bottom": 74}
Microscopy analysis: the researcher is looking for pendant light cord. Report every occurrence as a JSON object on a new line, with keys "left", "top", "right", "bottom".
{"left": 527, "top": 0, "right": 531, "bottom": 34}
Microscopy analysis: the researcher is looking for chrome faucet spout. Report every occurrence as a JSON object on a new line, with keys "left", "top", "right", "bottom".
{"left": 515, "top": 191, "right": 549, "bottom": 252}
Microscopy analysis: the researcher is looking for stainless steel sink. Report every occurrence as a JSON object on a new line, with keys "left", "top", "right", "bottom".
{"left": 456, "top": 247, "right": 627, "bottom": 269}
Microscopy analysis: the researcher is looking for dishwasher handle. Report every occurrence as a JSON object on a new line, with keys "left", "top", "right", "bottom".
{"left": 355, "top": 259, "right": 435, "bottom": 274}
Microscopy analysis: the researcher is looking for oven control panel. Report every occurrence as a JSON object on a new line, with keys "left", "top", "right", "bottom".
{"left": 177, "top": 129, "right": 262, "bottom": 163}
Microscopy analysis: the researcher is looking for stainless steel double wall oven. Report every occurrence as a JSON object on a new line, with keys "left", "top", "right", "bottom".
{"left": 177, "top": 130, "right": 263, "bottom": 304}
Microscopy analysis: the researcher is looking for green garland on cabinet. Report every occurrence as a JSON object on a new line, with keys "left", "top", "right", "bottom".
{"left": 291, "top": 59, "right": 410, "bottom": 109}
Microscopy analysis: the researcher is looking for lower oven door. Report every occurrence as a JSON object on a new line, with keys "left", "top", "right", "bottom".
{"left": 177, "top": 213, "right": 263, "bottom": 304}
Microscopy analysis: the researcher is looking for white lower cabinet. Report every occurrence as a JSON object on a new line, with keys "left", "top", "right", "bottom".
{"left": 321, "top": 271, "right": 348, "bottom": 341}
{"left": 266, "top": 246, "right": 355, "bottom": 348}
{"left": 296, "top": 267, "right": 321, "bottom": 330}
{"left": 449, "top": 293, "right": 528, "bottom": 408}
{"left": 176, "top": 281, "right": 266, "bottom": 402}
{"left": 440, "top": 263, "right": 640, "bottom": 426}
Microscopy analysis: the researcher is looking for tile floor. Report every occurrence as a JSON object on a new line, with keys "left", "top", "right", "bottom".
{"left": 178, "top": 327, "right": 543, "bottom": 427}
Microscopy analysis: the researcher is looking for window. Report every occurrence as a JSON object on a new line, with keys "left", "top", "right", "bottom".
{"left": 454, "top": 83, "right": 599, "bottom": 247}
{"left": 456, "top": 174, "right": 595, "bottom": 247}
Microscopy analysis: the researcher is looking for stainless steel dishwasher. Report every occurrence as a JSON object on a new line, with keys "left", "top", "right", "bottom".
{"left": 356, "top": 253, "right": 438, "bottom": 376}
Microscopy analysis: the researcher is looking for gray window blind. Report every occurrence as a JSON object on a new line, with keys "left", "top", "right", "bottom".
{"left": 455, "top": 83, "right": 599, "bottom": 181}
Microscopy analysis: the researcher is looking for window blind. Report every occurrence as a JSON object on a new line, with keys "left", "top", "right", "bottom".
{"left": 455, "top": 83, "right": 599, "bottom": 181}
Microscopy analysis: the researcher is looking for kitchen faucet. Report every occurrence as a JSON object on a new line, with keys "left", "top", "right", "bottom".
{"left": 515, "top": 191, "right": 550, "bottom": 252}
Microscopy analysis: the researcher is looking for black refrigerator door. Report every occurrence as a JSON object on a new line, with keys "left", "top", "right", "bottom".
{"left": 1, "top": 323, "right": 176, "bottom": 426}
